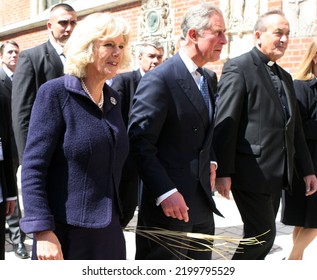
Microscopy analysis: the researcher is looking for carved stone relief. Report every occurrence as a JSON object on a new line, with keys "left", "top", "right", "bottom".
{"left": 283, "top": 0, "right": 317, "bottom": 36}
{"left": 220, "top": 0, "right": 265, "bottom": 60}
{"left": 131, "top": 0, "right": 174, "bottom": 68}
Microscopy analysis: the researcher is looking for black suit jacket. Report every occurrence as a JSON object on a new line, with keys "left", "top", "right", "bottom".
{"left": 128, "top": 53, "right": 221, "bottom": 226}
{"left": 213, "top": 47, "right": 314, "bottom": 193}
{"left": 0, "top": 68, "right": 19, "bottom": 170}
{"left": 111, "top": 69, "right": 142, "bottom": 127}
{"left": 0, "top": 68, "right": 12, "bottom": 101}
{"left": 11, "top": 40, "right": 64, "bottom": 162}
{"left": 0, "top": 93, "right": 17, "bottom": 200}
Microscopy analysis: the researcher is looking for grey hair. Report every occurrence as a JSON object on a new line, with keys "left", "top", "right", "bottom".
{"left": 64, "top": 13, "right": 130, "bottom": 78}
{"left": 254, "top": 9, "right": 286, "bottom": 33}
{"left": 139, "top": 39, "right": 164, "bottom": 55}
{"left": 180, "top": 3, "right": 223, "bottom": 44}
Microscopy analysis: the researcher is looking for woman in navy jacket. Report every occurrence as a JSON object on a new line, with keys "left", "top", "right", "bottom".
{"left": 20, "top": 13, "right": 130, "bottom": 260}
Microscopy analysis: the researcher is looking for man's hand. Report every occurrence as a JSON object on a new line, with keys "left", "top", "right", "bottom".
{"left": 160, "top": 191, "right": 189, "bottom": 222}
{"left": 304, "top": 174, "right": 317, "bottom": 196}
{"left": 215, "top": 177, "right": 232, "bottom": 199}
{"left": 6, "top": 200, "right": 16, "bottom": 216}
{"left": 35, "top": 230, "right": 64, "bottom": 260}
{"left": 210, "top": 163, "right": 217, "bottom": 191}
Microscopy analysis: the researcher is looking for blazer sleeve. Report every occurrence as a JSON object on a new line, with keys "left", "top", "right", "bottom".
{"left": 128, "top": 70, "right": 176, "bottom": 198}
{"left": 12, "top": 50, "right": 37, "bottom": 163}
{"left": 213, "top": 59, "right": 247, "bottom": 176}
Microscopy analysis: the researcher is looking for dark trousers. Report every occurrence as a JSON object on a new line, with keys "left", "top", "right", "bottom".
{"left": 135, "top": 210, "right": 215, "bottom": 260}
{"left": 231, "top": 189, "right": 281, "bottom": 260}
{"left": 6, "top": 198, "right": 25, "bottom": 244}
{"left": 32, "top": 213, "right": 126, "bottom": 260}
{"left": 119, "top": 155, "right": 139, "bottom": 228}
{"left": 0, "top": 202, "right": 5, "bottom": 259}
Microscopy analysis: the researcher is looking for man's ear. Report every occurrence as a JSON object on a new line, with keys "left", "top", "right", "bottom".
{"left": 188, "top": 28, "right": 199, "bottom": 44}
{"left": 254, "top": 30, "right": 262, "bottom": 47}
{"left": 47, "top": 21, "right": 52, "bottom": 33}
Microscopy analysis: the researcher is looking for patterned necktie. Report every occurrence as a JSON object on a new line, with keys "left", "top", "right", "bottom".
{"left": 197, "top": 67, "right": 210, "bottom": 111}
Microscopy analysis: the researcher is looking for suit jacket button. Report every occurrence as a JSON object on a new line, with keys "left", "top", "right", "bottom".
{"left": 192, "top": 127, "right": 198, "bottom": 133}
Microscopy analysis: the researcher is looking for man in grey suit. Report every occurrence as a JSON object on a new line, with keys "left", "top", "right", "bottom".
{"left": 213, "top": 10, "right": 317, "bottom": 260}
{"left": 128, "top": 3, "right": 227, "bottom": 259}
{"left": 12, "top": 3, "right": 77, "bottom": 162}
{"left": 111, "top": 39, "right": 164, "bottom": 227}
{"left": 0, "top": 40, "right": 29, "bottom": 258}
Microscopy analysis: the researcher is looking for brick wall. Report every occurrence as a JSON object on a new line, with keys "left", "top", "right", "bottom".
{"left": 0, "top": 0, "right": 315, "bottom": 77}
{"left": 0, "top": 0, "right": 30, "bottom": 27}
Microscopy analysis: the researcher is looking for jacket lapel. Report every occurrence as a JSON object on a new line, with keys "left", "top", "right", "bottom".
{"left": 173, "top": 54, "right": 210, "bottom": 128}
{"left": 252, "top": 50, "right": 286, "bottom": 120}
{"left": 0, "top": 69, "right": 12, "bottom": 91}
{"left": 45, "top": 41, "right": 64, "bottom": 77}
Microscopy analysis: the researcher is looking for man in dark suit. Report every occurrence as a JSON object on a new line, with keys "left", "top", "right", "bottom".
{"left": 213, "top": 10, "right": 317, "bottom": 260}
{"left": 111, "top": 39, "right": 164, "bottom": 227}
{"left": 128, "top": 3, "right": 227, "bottom": 260}
{"left": 12, "top": 3, "right": 77, "bottom": 162}
{"left": 0, "top": 93, "right": 17, "bottom": 260}
{"left": 0, "top": 40, "right": 29, "bottom": 258}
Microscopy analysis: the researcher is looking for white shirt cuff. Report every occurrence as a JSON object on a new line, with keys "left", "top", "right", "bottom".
{"left": 210, "top": 161, "right": 218, "bottom": 169}
{"left": 156, "top": 188, "right": 178, "bottom": 206}
{"left": 6, "top": 196, "right": 17, "bottom": 201}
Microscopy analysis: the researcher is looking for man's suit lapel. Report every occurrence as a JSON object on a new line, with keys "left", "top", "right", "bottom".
{"left": 0, "top": 69, "right": 12, "bottom": 91}
{"left": 45, "top": 41, "right": 64, "bottom": 76}
{"left": 173, "top": 54, "right": 210, "bottom": 128}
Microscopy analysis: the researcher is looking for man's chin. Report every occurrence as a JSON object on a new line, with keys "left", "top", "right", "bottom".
{"left": 58, "top": 38, "right": 70, "bottom": 46}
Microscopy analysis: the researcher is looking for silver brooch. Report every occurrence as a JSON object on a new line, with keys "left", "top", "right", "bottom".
{"left": 110, "top": 97, "right": 117, "bottom": 105}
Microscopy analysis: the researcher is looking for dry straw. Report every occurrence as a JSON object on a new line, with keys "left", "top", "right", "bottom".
{"left": 124, "top": 226, "right": 268, "bottom": 260}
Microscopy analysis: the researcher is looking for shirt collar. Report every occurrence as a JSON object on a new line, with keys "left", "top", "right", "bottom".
{"left": 254, "top": 47, "right": 275, "bottom": 66}
{"left": 49, "top": 38, "right": 64, "bottom": 56}
{"left": 2, "top": 64, "right": 14, "bottom": 78}
{"left": 178, "top": 48, "right": 199, "bottom": 75}
{"left": 139, "top": 68, "right": 146, "bottom": 77}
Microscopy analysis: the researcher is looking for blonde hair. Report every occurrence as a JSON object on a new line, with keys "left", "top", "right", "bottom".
{"left": 295, "top": 39, "right": 317, "bottom": 81}
{"left": 64, "top": 12, "right": 130, "bottom": 78}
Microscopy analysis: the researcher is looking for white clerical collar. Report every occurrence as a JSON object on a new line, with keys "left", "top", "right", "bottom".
{"left": 267, "top": 61, "right": 275, "bottom": 67}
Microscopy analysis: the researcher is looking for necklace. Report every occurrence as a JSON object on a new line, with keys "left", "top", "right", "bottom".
{"left": 80, "top": 79, "right": 104, "bottom": 109}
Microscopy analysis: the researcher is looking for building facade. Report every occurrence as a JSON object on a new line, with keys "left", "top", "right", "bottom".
{"left": 0, "top": 0, "right": 316, "bottom": 76}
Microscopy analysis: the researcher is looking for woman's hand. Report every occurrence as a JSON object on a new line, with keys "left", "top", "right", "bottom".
{"left": 35, "top": 230, "right": 64, "bottom": 260}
